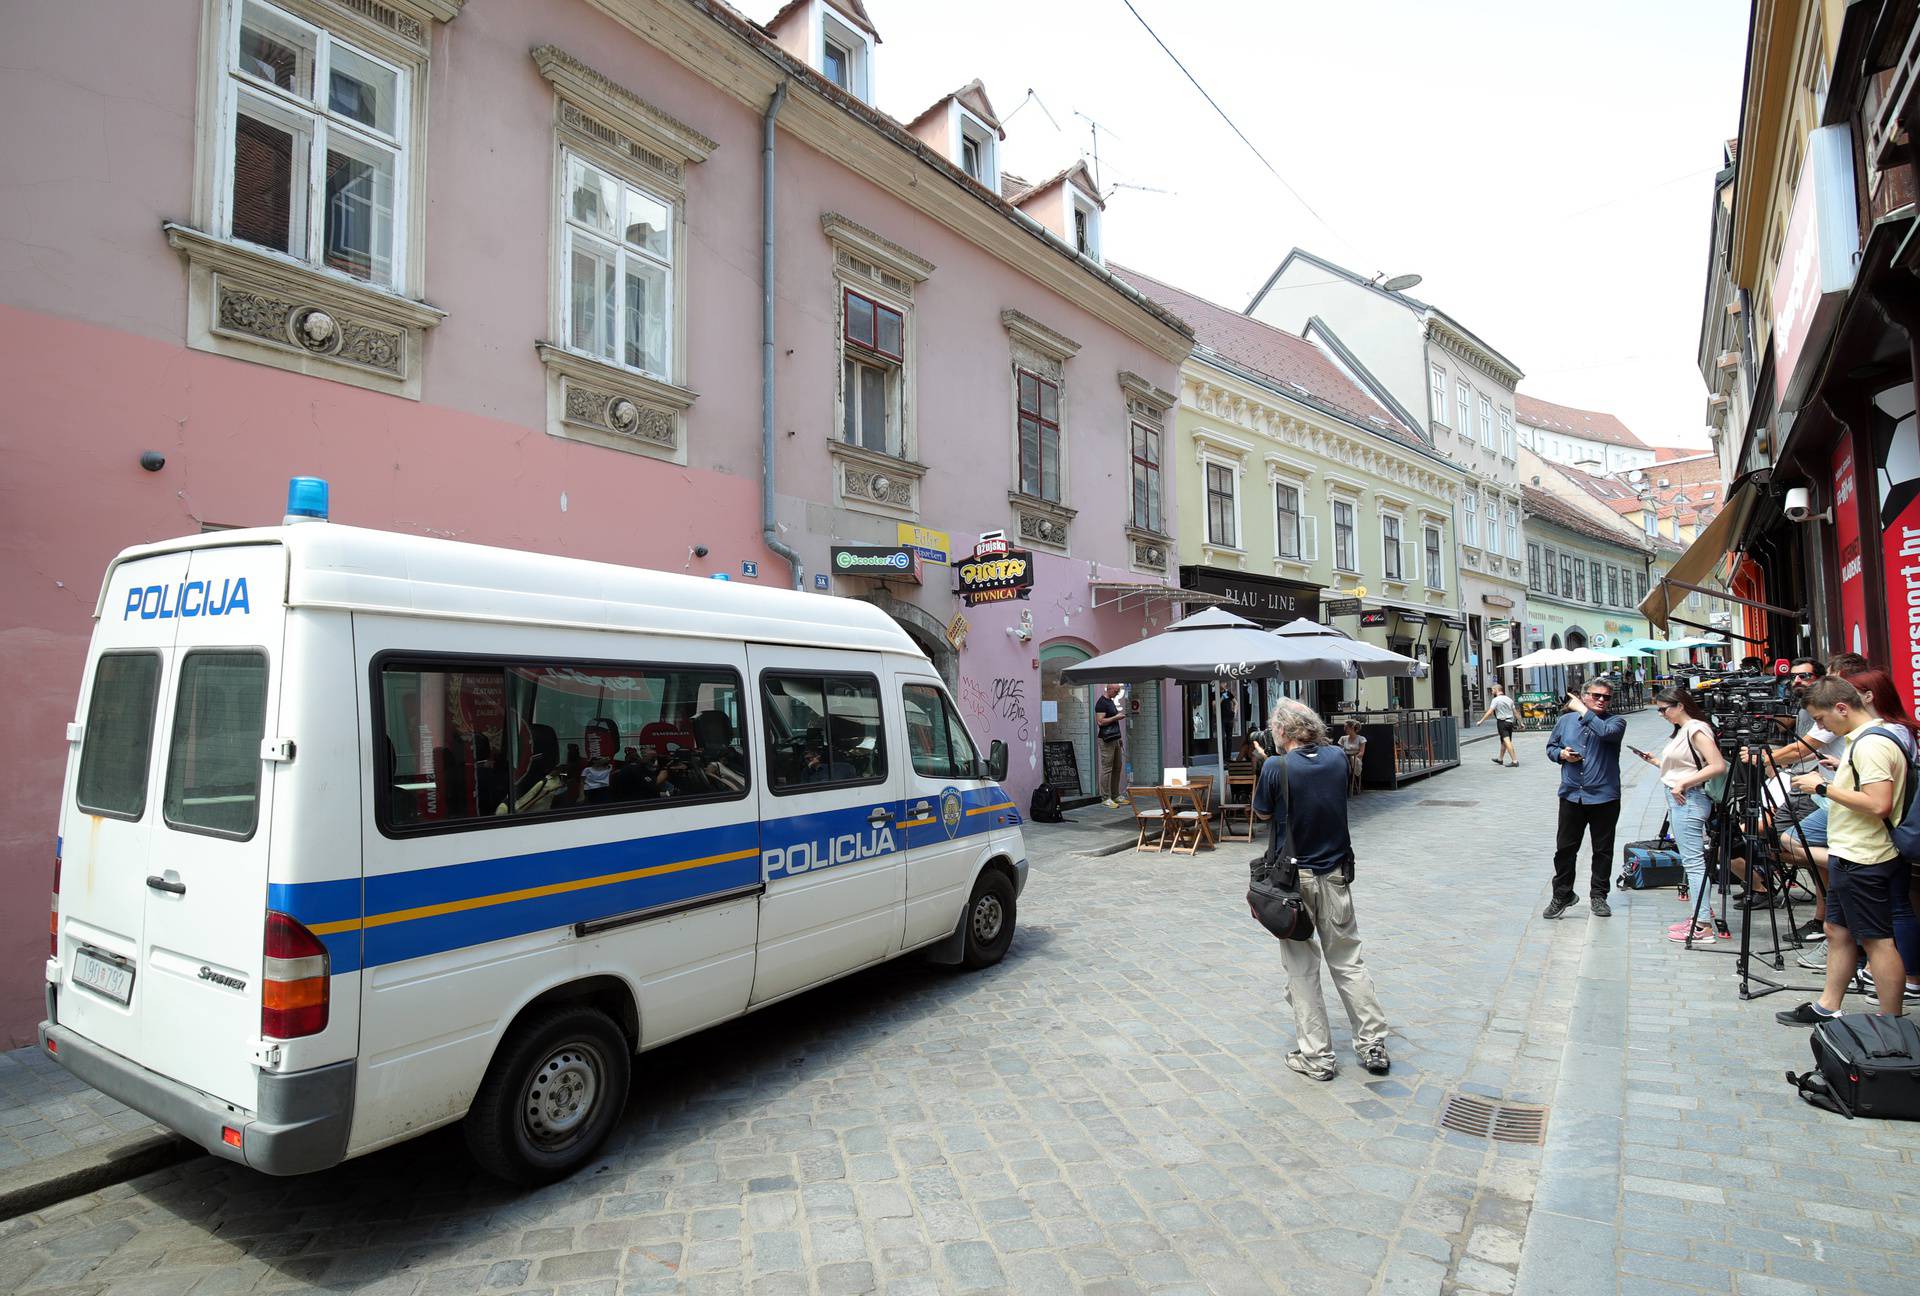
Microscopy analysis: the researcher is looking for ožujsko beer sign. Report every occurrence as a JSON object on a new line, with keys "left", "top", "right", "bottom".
{"left": 957, "top": 532, "right": 1034, "bottom": 607}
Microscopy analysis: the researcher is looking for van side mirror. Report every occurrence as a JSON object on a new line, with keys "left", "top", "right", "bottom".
{"left": 987, "top": 739, "right": 1008, "bottom": 783}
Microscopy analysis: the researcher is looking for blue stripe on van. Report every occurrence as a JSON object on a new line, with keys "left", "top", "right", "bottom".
{"left": 267, "top": 786, "right": 1018, "bottom": 972}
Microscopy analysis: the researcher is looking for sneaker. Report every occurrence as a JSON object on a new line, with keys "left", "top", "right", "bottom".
{"left": 1358, "top": 1043, "right": 1391, "bottom": 1075}
{"left": 1796, "top": 945, "right": 1828, "bottom": 972}
{"left": 1794, "top": 920, "right": 1826, "bottom": 944}
{"left": 1667, "top": 918, "right": 1698, "bottom": 934}
{"left": 1543, "top": 896, "right": 1572, "bottom": 920}
{"left": 1669, "top": 922, "right": 1715, "bottom": 944}
{"left": 1491, "top": 756, "right": 1503, "bottom": 764}
{"left": 1285, "top": 1051, "right": 1336, "bottom": 1082}
{"left": 1854, "top": 967, "right": 1876, "bottom": 995}
{"left": 1102, "top": 798, "right": 1121, "bottom": 809}
{"left": 1735, "top": 890, "right": 1783, "bottom": 911}
{"left": 1590, "top": 897, "right": 1612, "bottom": 918}
{"left": 1775, "top": 1001, "right": 1838, "bottom": 1026}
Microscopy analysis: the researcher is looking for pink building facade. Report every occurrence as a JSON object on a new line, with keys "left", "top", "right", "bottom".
{"left": 0, "top": 0, "right": 1192, "bottom": 1045}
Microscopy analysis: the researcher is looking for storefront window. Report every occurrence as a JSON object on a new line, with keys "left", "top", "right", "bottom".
{"left": 1038, "top": 644, "right": 1095, "bottom": 799}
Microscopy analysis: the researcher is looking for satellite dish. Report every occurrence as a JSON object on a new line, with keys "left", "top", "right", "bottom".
{"left": 1381, "top": 273, "right": 1423, "bottom": 292}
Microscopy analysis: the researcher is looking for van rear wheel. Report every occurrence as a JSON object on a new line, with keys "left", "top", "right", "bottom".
{"left": 465, "top": 1005, "right": 630, "bottom": 1185}
{"left": 961, "top": 870, "right": 1016, "bottom": 969}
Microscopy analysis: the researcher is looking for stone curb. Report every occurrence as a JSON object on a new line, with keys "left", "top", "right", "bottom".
{"left": 0, "top": 1128, "right": 195, "bottom": 1222}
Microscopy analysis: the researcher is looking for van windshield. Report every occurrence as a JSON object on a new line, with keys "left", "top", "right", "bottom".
{"left": 163, "top": 650, "right": 269, "bottom": 839}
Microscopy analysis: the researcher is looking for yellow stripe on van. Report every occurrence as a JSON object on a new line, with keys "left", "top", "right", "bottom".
{"left": 966, "top": 802, "right": 1015, "bottom": 816}
{"left": 898, "top": 817, "right": 937, "bottom": 829}
{"left": 305, "top": 846, "right": 761, "bottom": 937}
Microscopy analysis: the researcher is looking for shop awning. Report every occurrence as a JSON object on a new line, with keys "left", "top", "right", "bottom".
{"left": 1089, "top": 581, "right": 1234, "bottom": 613}
{"left": 1638, "top": 475, "right": 1766, "bottom": 631}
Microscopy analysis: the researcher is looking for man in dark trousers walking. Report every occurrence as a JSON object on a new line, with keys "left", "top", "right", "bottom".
{"left": 1543, "top": 680, "right": 1627, "bottom": 918}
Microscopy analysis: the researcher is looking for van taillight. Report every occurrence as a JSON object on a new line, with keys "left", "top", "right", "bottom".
{"left": 262, "top": 911, "right": 329, "bottom": 1039}
{"left": 50, "top": 850, "right": 61, "bottom": 958}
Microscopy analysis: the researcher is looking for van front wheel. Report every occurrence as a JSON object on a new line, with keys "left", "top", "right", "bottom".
{"left": 961, "top": 870, "right": 1017, "bottom": 969}
{"left": 465, "top": 1005, "right": 631, "bottom": 1185}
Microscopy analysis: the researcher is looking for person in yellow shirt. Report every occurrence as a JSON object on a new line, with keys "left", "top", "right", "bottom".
{"left": 1778, "top": 678, "right": 1910, "bottom": 1023}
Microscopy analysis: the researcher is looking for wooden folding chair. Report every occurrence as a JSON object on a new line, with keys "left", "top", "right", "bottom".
{"left": 1125, "top": 786, "right": 1168, "bottom": 851}
{"left": 1219, "top": 772, "right": 1258, "bottom": 842}
{"left": 1162, "top": 782, "right": 1216, "bottom": 855}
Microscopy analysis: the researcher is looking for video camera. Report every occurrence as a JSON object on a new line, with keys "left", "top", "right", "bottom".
{"left": 1690, "top": 669, "right": 1795, "bottom": 749}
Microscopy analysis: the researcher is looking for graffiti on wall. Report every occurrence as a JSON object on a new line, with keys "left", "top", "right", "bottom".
{"left": 960, "top": 674, "right": 1033, "bottom": 744}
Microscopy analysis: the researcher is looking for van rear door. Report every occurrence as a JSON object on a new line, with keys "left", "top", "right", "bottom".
{"left": 136, "top": 544, "right": 286, "bottom": 1109}
{"left": 55, "top": 552, "right": 193, "bottom": 1070}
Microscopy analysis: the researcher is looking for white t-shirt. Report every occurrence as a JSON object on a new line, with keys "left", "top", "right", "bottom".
{"left": 1491, "top": 695, "right": 1516, "bottom": 723}
{"left": 1658, "top": 718, "right": 1715, "bottom": 793}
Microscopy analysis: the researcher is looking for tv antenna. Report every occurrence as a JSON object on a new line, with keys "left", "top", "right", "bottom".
{"left": 1073, "top": 110, "right": 1118, "bottom": 192}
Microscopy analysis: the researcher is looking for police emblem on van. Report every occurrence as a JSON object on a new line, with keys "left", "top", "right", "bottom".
{"left": 940, "top": 788, "right": 963, "bottom": 840}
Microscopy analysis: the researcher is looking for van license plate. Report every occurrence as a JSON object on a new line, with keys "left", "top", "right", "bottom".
{"left": 73, "top": 950, "right": 134, "bottom": 1006}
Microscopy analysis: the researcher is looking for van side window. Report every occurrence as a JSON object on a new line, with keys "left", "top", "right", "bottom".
{"left": 76, "top": 652, "right": 162, "bottom": 820}
{"left": 163, "top": 650, "right": 269, "bottom": 839}
{"left": 762, "top": 673, "right": 887, "bottom": 793}
{"left": 902, "top": 683, "right": 979, "bottom": 781}
{"left": 376, "top": 658, "right": 749, "bottom": 833}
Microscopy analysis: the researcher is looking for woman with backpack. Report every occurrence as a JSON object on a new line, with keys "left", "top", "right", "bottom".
{"left": 1630, "top": 687, "right": 1727, "bottom": 944}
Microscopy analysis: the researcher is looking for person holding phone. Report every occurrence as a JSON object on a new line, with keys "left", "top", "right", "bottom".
{"left": 1630, "top": 688, "right": 1728, "bottom": 942}
{"left": 1543, "top": 681, "right": 1628, "bottom": 919}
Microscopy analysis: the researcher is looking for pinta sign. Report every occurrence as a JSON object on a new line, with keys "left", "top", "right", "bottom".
{"left": 957, "top": 533, "right": 1034, "bottom": 606}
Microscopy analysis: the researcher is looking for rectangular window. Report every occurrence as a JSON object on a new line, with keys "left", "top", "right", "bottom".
{"left": 1333, "top": 499, "right": 1358, "bottom": 572}
{"left": 1500, "top": 407, "right": 1515, "bottom": 457}
{"left": 1636, "top": 570, "right": 1649, "bottom": 602}
{"left": 1505, "top": 505, "right": 1520, "bottom": 558}
{"left": 1463, "top": 491, "right": 1479, "bottom": 545}
{"left": 1276, "top": 482, "right": 1302, "bottom": 559}
{"left": 226, "top": 0, "right": 407, "bottom": 287}
{"left": 1558, "top": 552, "right": 1573, "bottom": 597}
{"left": 564, "top": 152, "right": 674, "bottom": 379}
{"left": 1017, "top": 369, "right": 1062, "bottom": 500}
{"left": 960, "top": 136, "right": 981, "bottom": 180}
{"left": 1480, "top": 397, "right": 1495, "bottom": 449}
{"left": 842, "top": 288, "right": 906, "bottom": 456}
{"left": 823, "top": 39, "right": 851, "bottom": 89}
{"left": 1424, "top": 526, "right": 1443, "bottom": 589}
{"left": 1527, "top": 543, "right": 1542, "bottom": 591}
{"left": 1431, "top": 364, "right": 1448, "bottom": 426}
{"left": 76, "top": 653, "right": 163, "bottom": 821}
{"left": 163, "top": 650, "right": 269, "bottom": 840}
{"left": 1457, "top": 382, "right": 1472, "bottom": 435}
{"left": 1589, "top": 560, "right": 1603, "bottom": 605}
{"left": 377, "top": 658, "right": 748, "bottom": 832}
{"left": 763, "top": 673, "right": 887, "bottom": 793}
{"left": 1130, "top": 422, "right": 1162, "bottom": 533}
{"left": 903, "top": 683, "right": 979, "bottom": 781}
{"left": 1607, "top": 566, "right": 1620, "bottom": 607}
{"left": 1486, "top": 496, "right": 1502, "bottom": 555}
{"left": 1382, "top": 514, "right": 1404, "bottom": 580}
{"left": 1206, "top": 462, "right": 1237, "bottom": 548}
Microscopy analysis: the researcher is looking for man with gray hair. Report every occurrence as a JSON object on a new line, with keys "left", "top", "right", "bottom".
{"left": 1253, "top": 698, "right": 1391, "bottom": 1080}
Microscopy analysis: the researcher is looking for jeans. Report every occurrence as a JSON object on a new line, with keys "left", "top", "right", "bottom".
{"left": 1669, "top": 786, "right": 1713, "bottom": 919}
{"left": 1277, "top": 871, "right": 1389, "bottom": 1069}
{"left": 1553, "top": 798, "right": 1621, "bottom": 901}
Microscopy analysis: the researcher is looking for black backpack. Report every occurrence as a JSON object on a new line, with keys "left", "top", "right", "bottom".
{"left": 1789, "top": 1013, "right": 1920, "bottom": 1120}
{"left": 1028, "top": 783, "right": 1065, "bottom": 823}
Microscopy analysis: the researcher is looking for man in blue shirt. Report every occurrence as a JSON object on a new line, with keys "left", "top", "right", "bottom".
{"left": 1542, "top": 681, "right": 1628, "bottom": 918}
{"left": 1253, "top": 698, "right": 1390, "bottom": 1081}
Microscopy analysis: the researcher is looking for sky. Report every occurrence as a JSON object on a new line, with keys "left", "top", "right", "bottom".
{"left": 745, "top": 0, "right": 1752, "bottom": 453}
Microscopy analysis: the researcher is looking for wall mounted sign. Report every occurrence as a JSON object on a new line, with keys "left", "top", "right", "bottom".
{"left": 945, "top": 611, "right": 970, "bottom": 651}
{"left": 814, "top": 573, "right": 830, "bottom": 590}
{"left": 741, "top": 560, "right": 759, "bottom": 578}
{"left": 1358, "top": 610, "right": 1389, "bottom": 628}
{"left": 1178, "top": 566, "right": 1321, "bottom": 627}
{"left": 1324, "top": 597, "right": 1362, "bottom": 617}
{"left": 830, "top": 545, "right": 922, "bottom": 583}
{"left": 897, "top": 522, "right": 952, "bottom": 566}
{"left": 1773, "top": 124, "right": 1860, "bottom": 411}
{"left": 957, "top": 544, "right": 1034, "bottom": 606}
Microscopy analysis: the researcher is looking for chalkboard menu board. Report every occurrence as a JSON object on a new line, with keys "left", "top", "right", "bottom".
{"left": 1043, "top": 740, "right": 1082, "bottom": 792}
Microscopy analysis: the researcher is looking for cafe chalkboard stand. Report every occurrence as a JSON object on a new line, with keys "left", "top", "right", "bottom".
{"left": 1042, "top": 741, "right": 1081, "bottom": 794}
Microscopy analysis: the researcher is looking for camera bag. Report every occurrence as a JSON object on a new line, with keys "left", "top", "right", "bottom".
{"left": 1789, "top": 1013, "right": 1920, "bottom": 1120}
{"left": 1246, "top": 756, "right": 1315, "bottom": 943}
{"left": 1620, "top": 837, "right": 1686, "bottom": 891}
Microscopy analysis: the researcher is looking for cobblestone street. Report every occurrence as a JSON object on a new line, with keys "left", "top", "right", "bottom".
{"left": 4, "top": 714, "right": 1919, "bottom": 1295}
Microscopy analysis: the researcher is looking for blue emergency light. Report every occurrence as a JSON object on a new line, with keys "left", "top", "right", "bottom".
{"left": 285, "top": 476, "right": 330, "bottom": 523}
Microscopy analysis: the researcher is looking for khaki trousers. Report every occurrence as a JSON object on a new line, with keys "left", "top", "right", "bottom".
{"left": 1278, "top": 871, "right": 1389, "bottom": 1068}
{"left": 1100, "top": 740, "right": 1124, "bottom": 800}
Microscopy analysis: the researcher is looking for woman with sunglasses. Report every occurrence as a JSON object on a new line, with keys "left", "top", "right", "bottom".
{"left": 1632, "top": 687, "right": 1728, "bottom": 942}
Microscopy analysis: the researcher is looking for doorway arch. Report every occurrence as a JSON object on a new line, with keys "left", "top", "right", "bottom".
{"left": 855, "top": 592, "right": 956, "bottom": 692}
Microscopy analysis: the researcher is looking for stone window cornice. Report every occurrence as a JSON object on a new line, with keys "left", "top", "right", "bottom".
{"left": 820, "top": 213, "right": 935, "bottom": 285}
{"left": 534, "top": 45, "right": 717, "bottom": 182}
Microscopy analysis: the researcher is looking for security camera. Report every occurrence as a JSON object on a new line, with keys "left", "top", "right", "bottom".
{"left": 1782, "top": 486, "right": 1811, "bottom": 523}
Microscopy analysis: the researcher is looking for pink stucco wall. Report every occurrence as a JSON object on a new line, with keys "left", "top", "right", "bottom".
{"left": 0, "top": 0, "right": 1181, "bottom": 1045}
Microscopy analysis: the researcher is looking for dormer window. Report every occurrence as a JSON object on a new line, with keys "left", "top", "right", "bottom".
{"left": 823, "top": 38, "right": 849, "bottom": 89}
{"left": 819, "top": 8, "right": 872, "bottom": 102}
{"left": 1072, "top": 194, "right": 1100, "bottom": 262}
{"left": 957, "top": 110, "right": 997, "bottom": 188}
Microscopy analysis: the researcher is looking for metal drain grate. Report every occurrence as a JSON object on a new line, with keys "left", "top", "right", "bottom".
{"left": 1439, "top": 1093, "right": 1549, "bottom": 1144}
{"left": 1418, "top": 799, "right": 1480, "bottom": 808}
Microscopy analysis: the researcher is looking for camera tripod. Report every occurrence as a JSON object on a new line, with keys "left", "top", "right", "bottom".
{"left": 1682, "top": 740, "right": 1832, "bottom": 1000}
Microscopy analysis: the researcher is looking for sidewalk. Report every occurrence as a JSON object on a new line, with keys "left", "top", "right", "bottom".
{"left": 0, "top": 1043, "right": 183, "bottom": 1220}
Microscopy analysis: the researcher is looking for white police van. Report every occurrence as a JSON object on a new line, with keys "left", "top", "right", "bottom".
{"left": 42, "top": 480, "right": 1025, "bottom": 1183}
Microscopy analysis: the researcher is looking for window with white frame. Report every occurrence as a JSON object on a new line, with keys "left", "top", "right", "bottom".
{"left": 1276, "top": 481, "right": 1303, "bottom": 559}
{"left": 1486, "top": 494, "right": 1502, "bottom": 555}
{"left": 1463, "top": 491, "right": 1479, "bottom": 545}
{"left": 562, "top": 152, "right": 674, "bottom": 380}
{"left": 1457, "top": 381, "right": 1472, "bottom": 436}
{"left": 1071, "top": 194, "right": 1101, "bottom": 262}
{"left": 1500, "top": 406, "right": 1515, "bottom": 457}
{"left": 1479, "top": 396, "right": 1495, "bottom": 449}
{"left": 841, "top": 286, "right": 905, "bottom": 455}
{"left": 221, "top": 0, "right": 410, "bottom": 288}
{"left": 819, "top": 9, "right": 872, "bottom": 102}
{"left": 1018, "top": 369, "right": 1062, "bottom": 500}
{"left": 1424, "top": 524, "right": 1444, "bottom": 589}
{"left": 1382, "top": 513, "right": 1405, "bottom": 581}
{"left": 1130, "top": 422, "right": 1162, "bottom": 533}
{"left": 1505, "top": 504, "right": 1520, "bottom": 558}
{"left": 957, "top": 110, "right": 997, "bottom": 189}
{"left": 1205, "top": 462, "right": 1238, "bottom": 548}
{"left": 1332, "top": 498, "right": 1359, "bottom": 572}
{"left": 1431, "top": 364, "right": 1448, "bottom": 426}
